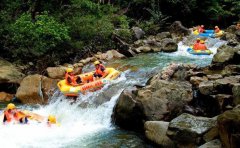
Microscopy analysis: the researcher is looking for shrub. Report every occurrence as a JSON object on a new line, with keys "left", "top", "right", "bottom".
{"left": 8, "top": 12, "right": 70, "bottom": 58}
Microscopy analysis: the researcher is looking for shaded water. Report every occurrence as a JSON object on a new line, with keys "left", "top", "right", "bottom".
{"left": 0, "top": 38, "right": 226, "bottom": 147}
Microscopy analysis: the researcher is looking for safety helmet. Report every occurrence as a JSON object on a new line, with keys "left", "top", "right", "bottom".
{"left": 7, "top": 103, "right": 16, "bottom": 110}
{"left": 197, "top": 38, "right": 201, "bottom": 40}
{"left": 200, "top": 40, "right": 205, "bottom": 43}
{"left": 201, "top": 25, "right": 204, "bottom": 27}
{"left": 94, "top": 61, "right": 100, "bottom": 65}
{"left": 66, "top": 68, "right": 73, "bottom": 73}
{"left": 215, "top": 26, "right": 218, "bottom": 28}
{"left": 48, "top": 115, "right": 56, "bottom": 124}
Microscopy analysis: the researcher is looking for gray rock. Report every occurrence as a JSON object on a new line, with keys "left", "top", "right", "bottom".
{"left": 135, "top": 46, "right": 152, "bottom": 53}
{"left": 46, "top": 66, "right": 66, "bottom": 79}
{"left": 207, "top": 74, "right": 223, "bottom": 80}
{"left": 233, "top": 83, "right": 240, "bottom": 105}
{"left": 145, "top": 121, "right": 174, "bottom": 147}
{"left": 0, "top": 59, "right": 25, "bottom": 84}
{"left": 16, "top": 74, "right": 58, "bottom": 104}
{"left": 190, "top": 76, "right": 208, "bottom": 87}
{"left": 169, "top": 21, "right": 191, "bottom": 37}
{"left": 199, "top": 81, "right": 214, "bottom": 95}
{"left": 198, "top": 139, "right": 222, "bottom": 148}
{"left": 167, "top": 113, "right": 217, "bottom": 145}
{"left": 213, "top": 45, "right": 240, "bottom": 64}
{"left": 156, "top": 32, "right": 171, "bottom": 41}
{"left": 161, "top": 38, "right": 178, "bottom": 52}
{"left": 218, "top": 108, "right": 240, "bottom": 148}
{"left": 112, "top": 87, "right": 144, "bottom": 131}
{"left": 138, "top": 80, "right": 192, "bottom": 121}
{"left": 132, "top": 27, "right": 145, "bottom": 39}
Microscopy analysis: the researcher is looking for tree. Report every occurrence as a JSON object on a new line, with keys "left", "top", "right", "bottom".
{"left": 7, "top": 12, "right": 70, "bottom": 59}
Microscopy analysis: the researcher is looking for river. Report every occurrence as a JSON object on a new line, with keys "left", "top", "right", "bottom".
{"left": 0, "top": 38, "right": 226, "bottom": 147}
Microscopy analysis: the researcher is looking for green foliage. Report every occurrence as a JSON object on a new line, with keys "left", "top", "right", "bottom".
{"left": 8, "top": 12, "right": 70, "bottom": 58}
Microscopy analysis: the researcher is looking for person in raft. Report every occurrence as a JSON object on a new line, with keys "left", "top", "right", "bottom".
{"left": 93, "top": 61, "right": 108, "bottom": 80}
{"left": 193, "top": 38, "right": 207, "bottom": 50}
{"left": 198, "top": 25, "right": 205, "bottom": 33}
{"left": 47, "top": 115, "right": 60, "bottom": 127}
{"left": 3, "top": 103, "right": 29, "bottom": 124}
{"left": 214, "top": 26, "right": 220, "bottom": 33}
{"left": 65, "top": 68, "right": 82, "bottom": 86}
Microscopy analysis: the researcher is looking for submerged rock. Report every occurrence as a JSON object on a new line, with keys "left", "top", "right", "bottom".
{"left": 144, "top": 121, "right": 174, "bottom": 147}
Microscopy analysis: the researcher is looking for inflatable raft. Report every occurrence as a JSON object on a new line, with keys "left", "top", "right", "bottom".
{"left": 57, "top": 68, "right": 121, "bottom": 97}
{"left": 187, "top": 47, "right": 212, "bottom": 55}
{"left": 193, "top": 30, "right": 224, "bottom": 38}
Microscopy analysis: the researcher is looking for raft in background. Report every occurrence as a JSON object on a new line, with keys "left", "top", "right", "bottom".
{"left": 193, "top": 29, "right": 224, "bottom": 38}
{"left": 57, "top": 68, "right": 121, "bottom": 97}
{"left": 187, "top": 47, "right": 212, "bottom": 55}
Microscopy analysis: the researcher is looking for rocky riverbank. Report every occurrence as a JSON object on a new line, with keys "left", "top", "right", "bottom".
{"left": 112, "top": 24, "right": 240, "bottom": 147}
{"left": 0, "top": 21, "right": 186, "bottom": 104}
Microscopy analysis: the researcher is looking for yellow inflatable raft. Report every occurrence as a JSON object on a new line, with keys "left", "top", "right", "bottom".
{"left": 57, "top": 68, "right": 121, "bottom": 97}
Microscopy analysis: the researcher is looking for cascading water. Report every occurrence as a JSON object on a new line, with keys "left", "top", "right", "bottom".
{"left": 0, "top": 38, "right": 226, "bottom": 147}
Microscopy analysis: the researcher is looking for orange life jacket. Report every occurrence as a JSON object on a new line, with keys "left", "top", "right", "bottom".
{"left": 65, "top": 72, "right": 77, "bottom": 85}
{"left": 215, "top": 28, "right": 220, "bottom": 33}
{"left": 193, "top": 43, "right": 207, "bottom": 50}
{"left": 95, "top": 64, "right": 106, "bottom": 76}
{"left": 4, "top": 110, "right": 21, "bottom": 123}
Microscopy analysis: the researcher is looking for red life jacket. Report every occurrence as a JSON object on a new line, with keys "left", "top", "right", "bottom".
{"left": 95, "top": 64, "right": 106, "bottom": 76}
{"left": 65, "top": 72, "right": 77, "bottom": 85}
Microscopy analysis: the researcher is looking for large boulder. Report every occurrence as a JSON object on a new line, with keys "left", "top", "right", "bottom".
{"left": 199, "top": 76, "right": 240, "bottom": 95}
{"left": 113, "top": 79, "right": 193, "bottom": 131}
{"left": 218, "top": 107, "right": 240, "bottom": 148}
{"left": 167, "top": 113, "right": 217, "bottom": 146}
{"left": 169, "top": 21, "right": 191, "bottom": 37}
{"left": 160, "top": 38, "right": 178, "bottom": 52}
{"left": 113, "top": 86, "right": 144, "bottom": 131}
{"left": 16, "top": 74, "right": 58, "bottom": 104}
{"left": 132, "top": 27, "right": 145, "bottom": 39}
{"left": 155, "top": 32, "right": 171, "bottom": 41}
{"left": 0, "top": 59, "right": 25, "bottom": 84}
{"left": 46, "top": 66, "right": 66, "bottom": 79}
{"left": 137, "top": 80, "right": 193, "bottom": 121}
{"left": 144, "top": 121, "right": 174, "bottom": 147}
{"left": 212, "top": 45, "right": 240, "bottom": 65}
{"left": 105, "top": 50, "right": 125, "bottom": 60}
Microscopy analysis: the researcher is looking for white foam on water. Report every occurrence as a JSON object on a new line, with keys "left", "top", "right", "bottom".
{"left": 0, "top": 74, "right": 127, "bottom": 148}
